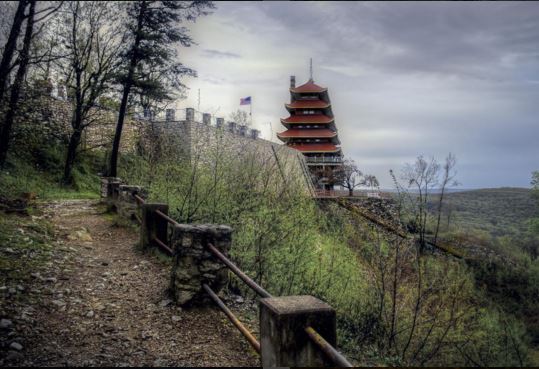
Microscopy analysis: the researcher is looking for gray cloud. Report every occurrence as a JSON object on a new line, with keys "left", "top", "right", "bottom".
{"left": 201, "top": 48, "right": 241, "bottom": 59}
{"left": 181, "top": 1, "right": 539, "bottom": 188}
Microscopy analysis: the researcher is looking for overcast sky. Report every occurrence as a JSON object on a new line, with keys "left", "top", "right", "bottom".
{"left": 178, "top": 1, "right": 539, "bottom": 189}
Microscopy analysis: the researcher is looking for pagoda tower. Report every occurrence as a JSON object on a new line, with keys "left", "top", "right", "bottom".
{"left": 277, "top": 75, "right": 343, "bottom": 190}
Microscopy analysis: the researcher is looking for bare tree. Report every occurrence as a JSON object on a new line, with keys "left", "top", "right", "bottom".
{"left": 433, "top": 153, "right": 458, "bottom": 245}
{"left": 0, "top": 0, "right": 36, "bottom": 168}
{"left": 340, "top": 158, "right": 363, "bottom": 196}
{"left": 57, "top": 1, "right": 121, "bottom": 183}
{"left": 364, "top": 174, "right": 380, "bottom": 193}
{"left": 400, "top": 155, "right": 440, "bottom": 251}
{"left": 229, "top": 109, "right": 250, "bottom": 127}
{"left": 0, "top": 0, "right": 28, "bottom": 104}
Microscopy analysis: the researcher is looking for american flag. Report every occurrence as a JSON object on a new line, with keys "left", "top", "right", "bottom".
{"left": 240, "top": 96, "right": 251, "bottom": 105}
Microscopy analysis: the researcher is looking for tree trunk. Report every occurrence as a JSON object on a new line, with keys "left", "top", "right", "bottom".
{"left": 108, "top": 82, "right": 131, "bottom": 177}
{"left": 349, "top": 188, "right": 353, "bottom": 196}
{"left": 0, "top": 0, "right": 28, "bottom": 102}
{"left": 62, "top": 107, "right": 82, "bottom": 185}
{"left": 108, "top": 1, "right": 147, "bottom": 177}
{"left": 0, "top": 0, "right": 35, "bottom": 168}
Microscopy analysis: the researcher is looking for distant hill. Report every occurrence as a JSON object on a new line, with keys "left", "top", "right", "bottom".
{"left": 432, "top": 187, "right": 538, "bottom": 237}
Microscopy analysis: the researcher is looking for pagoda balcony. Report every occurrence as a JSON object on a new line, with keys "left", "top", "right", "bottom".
{"left": 305, "top": 156, "right": 343, "bottom": 164}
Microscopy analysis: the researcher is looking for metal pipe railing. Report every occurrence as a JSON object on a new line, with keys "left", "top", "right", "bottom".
{"left": 155, "top": 209, "right": 180, "bottom": 227}
{"left": 202, "top": 284, "right": 261, "bottom": 354}
{"left": 305, "top": 326, "right": 353, "bottom": 367}
{"left": 206, "top": 243, "right": 272, "bottom": 299}
{"left": 124, "top": 188, "right": 352, "bottom": 366}
{"left": 153, "top": 236, "right": 174, "bottom": 256}
{"left": 134, "top": 194, "right": 145, "bottom": 205}
{"left": 206, "top": 242, "right": 352, "bottom": 367}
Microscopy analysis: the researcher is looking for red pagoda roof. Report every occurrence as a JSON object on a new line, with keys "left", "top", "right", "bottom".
{"left": 277, "top": 129, "right": 337, "bottom": 139}
{"left": 285, "top": 100, "right": 330, "bottom": 109}
{"left": 288, "top": 143, "right": 341, "bottom": 153}
{"left": 290, "top": 80, "right": 327, "bottom": 93}
{"left": 281, "top": 114, "right": 334, "bottom": 124}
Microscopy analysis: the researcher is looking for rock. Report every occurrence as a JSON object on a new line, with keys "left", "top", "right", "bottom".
{"left": 30, "top": 272, "right": 41, "bottom": 279}
{"left": 171, "top": 315, "right": 181, "bottom": 322}
{"left": 0, "top": 318, "right": 13, "bottom": 329}
{"left": 86, "top": 311, "right": 94, "bottom": 318}
{"left": 5, "top": 247, "right": 15, "bottom": 254}
{"left": 16, "top": 285, "right": 24, "bottom": 291}
{"left": 5, "top": 350, "right": 24, "bottom": 362}
{"left": 44, "top": 277, "right": 57, "bottom": 283}
{"left": 153, "top": 358, "right": 167, "bottom": 366}
{"left": 67, "top": 229, "right": 92, "bottom": 242}
{"left": 51, "top": 300, "right": 65, "bottom": 307}
{"left": 159, "top": 299, "right": 173, "bottom": 308}
{"left": 235, "top": 295, "right": 244, "bottom": 303}
{"left": 9, "top": 342, "right": 23, "bottom": 351}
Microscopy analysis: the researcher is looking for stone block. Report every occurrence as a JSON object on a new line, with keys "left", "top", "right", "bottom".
{"left": 169, "top": 224, "right": 232, "bottom": 306}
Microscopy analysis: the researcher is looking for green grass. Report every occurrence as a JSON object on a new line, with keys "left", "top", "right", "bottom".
{"left": 0, "top": 148, "right": 102, "bottom": 201}
{"left": 0, "top": 210, "right": 55, "bottom": 288}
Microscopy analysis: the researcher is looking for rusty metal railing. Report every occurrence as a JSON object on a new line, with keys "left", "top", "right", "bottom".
{"left": 202, "top": 284, "right": 261, "bottom": 353}
{"left": 155, "top": 209, "right": 180, "bottom": 227}
{"left": 128, "top": 192, "right": 352, "bottom": 366}
{"left": 206, "top": 243, "right": 271, "bottom": 298}
{"left": 205, "top": 242, "right": 353, "bottom": 367}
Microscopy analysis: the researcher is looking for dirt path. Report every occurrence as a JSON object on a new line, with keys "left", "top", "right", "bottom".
{"left": 3, "top": 199, "right": 259, "bottom": 367}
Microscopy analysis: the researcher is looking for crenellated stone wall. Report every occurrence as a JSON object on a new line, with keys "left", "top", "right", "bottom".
{"left": 12, "top": 92, "right": 311, "bottom": 191}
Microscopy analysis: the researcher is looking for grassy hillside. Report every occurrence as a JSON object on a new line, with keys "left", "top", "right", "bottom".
{"left": 431, "top": 187, "right": 538, "bottom": 237}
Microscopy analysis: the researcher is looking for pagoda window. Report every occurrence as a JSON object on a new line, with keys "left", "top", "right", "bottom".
{"left": 301, "top": 110, "right": 316, "bottom": 115}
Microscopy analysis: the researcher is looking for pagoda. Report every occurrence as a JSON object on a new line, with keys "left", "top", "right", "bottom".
{"left": 277, "top": 74, "right": 343, "bottom": 190}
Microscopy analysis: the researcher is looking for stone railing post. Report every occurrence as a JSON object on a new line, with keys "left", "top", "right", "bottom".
{"left": 259, "top": 295, "right": 337, "bottom": 367}
{"left": 140, "top": 203, "right": 169, "bottom": 251}
{"left": 117, "top": 185, "right": 146, "bottom": 221}
{"left": 100, "top": 177, "right": 122, "bottom": 212}
{"left": 169, "top": 224, "right": 232, "bottom": 306}
{"left": 100, "top": 176, "right": 119, "bottom": 198}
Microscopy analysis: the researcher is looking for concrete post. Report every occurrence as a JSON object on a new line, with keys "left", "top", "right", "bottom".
{"left": 186, "top": 107, "right": 195, "bottom": 122}
{"left": 140, "top": 203, "right": 169, "bottom": 251}
{"left": 202, "top": 113, "right": 211, "bottom": 125}
{"left": 251, "top": 129, "right": 260, "bottom": 140}
{"left": 260, "top": 295, "right": 336, "bottom": 367}
{"left": 169, "top": 224, "right": 232, "bottom": 306}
